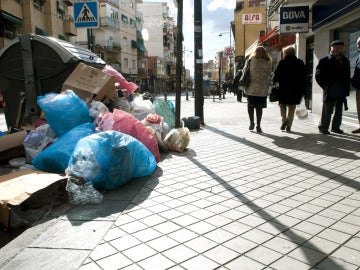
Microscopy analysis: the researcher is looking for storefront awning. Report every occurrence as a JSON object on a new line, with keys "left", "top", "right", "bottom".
{"left": 258, "top": 27, "right": 295, "bottom": 50}
{"left": 35, "top": 27, "right": 49, "bottom": 36}
{"left": 137, "top": 39, "right": 146, "bottom": 52}
{"left": 0, "top": 11, "right": 22, "bottom": 25}
{"left": 312, "top": 0, "right": 360, "bottom": 31}
{"left": 259, "top": 28, "right": 278, "bottom": 43}
{"left": 131, "top": 39, "right": 147, "bottom": 52}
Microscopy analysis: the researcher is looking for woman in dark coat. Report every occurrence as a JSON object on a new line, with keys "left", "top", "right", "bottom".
{"left": 273, "top": 45, "right": 306, "bottom": 132}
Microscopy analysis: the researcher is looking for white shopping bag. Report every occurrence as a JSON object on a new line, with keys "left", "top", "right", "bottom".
{"left": 296, "top": 98, "right": 308, "bottom": 119}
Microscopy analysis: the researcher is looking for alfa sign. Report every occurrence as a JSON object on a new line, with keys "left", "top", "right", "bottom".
{"left": 74, "top": 1, "right": 99, "bottom": 28}
{"left": 242, "top": 13, "right": 262, "bottom": 24}
{"left": 280, "top": 6, "right": 309, "bottom": 34}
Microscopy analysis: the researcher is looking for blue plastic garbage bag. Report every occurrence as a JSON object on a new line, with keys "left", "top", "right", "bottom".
{"left": 32, "top": 123, "right": 95, "bottom": 173}
{"left": 37, "top": 90, "right": 93, "bottom": 137}
{"left": 67, "top": 130, "right": 157, "bottom": 190}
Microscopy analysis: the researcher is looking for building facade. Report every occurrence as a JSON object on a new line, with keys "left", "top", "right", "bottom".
{"left": 0, "top": 0, "right": 76, "bottom": 49}
{"left": 0, "top": 0, "right": 178, "bottom": 96}
{"left": 233, "top": 0, "right": 267, "bottom": 69}
{"left": 137, "top": 1, "right": 176, "bottom": 93}
{"left": 267, "top": 0, "right": 360, "bottom": 123}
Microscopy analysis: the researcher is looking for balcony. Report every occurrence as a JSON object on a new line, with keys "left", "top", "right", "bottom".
{"left": 94, "top": 40, "right": 121, "bottom": 52}
{"left": 99, "top": 0, "right": 119, "bottom": 8}
{"left": 100, "top": 16, "right": 120, "bottom": 29}
{"left": 63, "top": 15, "right": 76, "bottom": 36}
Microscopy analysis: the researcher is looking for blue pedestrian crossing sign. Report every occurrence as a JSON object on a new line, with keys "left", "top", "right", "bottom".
{"left": 74, "top": 1, "right": 99, "bottom": 28}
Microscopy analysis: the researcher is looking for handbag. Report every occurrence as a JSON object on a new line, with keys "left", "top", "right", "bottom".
{"left": 269, "top": 86, "right": 279, "bottom": 102}
{"left": 239, "top": 59, "right": 251, "bottom": 88}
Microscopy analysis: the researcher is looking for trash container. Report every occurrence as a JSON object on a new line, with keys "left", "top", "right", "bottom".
{"left": 0, "top": 33, "right": 106, "bottom": 130}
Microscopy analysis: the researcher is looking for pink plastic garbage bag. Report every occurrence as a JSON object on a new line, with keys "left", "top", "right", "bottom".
{"left": 97, "top": 109, "right": 161, "bottom": 162}
{"left": 102, "top": 65, "right": 139, "bottom": 96}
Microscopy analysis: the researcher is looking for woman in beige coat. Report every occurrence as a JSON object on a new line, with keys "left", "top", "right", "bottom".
{"left": 244, "top": 46, "right": 272, "bottom": 133}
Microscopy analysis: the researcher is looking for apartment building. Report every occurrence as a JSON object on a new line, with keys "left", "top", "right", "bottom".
{"left": 137, "top": 1, "right": 176, "bottom": 93}
{"left": 0, "top": 0, "right": 76, "bottom": 49}
{"left": 233, "top": 0, "right": 267, "bottom": 69}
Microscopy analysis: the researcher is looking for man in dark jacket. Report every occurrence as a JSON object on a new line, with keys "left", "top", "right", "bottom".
{"left": 351, "top": 37, "right": 360, "bottom": 134}
{"left": 315, "top": 40, "right": 350, "bottom": 134}
{"left": 273, "top": 45, "right": 306, "bottom": 132}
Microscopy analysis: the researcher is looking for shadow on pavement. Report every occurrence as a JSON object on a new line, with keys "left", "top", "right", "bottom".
{"left": 202, "top": 124, "right": 358, "bottom": 268}
{"left": 262, "top": 131, "right": 360, "bottom": 160}
{"left": 65, "top": 168, "right": 162, "bottom": 226}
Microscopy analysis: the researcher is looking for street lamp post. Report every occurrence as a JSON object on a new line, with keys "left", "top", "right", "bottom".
{"left": 218, "top": 29, "right": 233, "bottom": 83}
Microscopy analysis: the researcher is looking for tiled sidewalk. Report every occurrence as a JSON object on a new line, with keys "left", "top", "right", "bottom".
{"left": 1, "top": 94, "right": 360, "bottom": 270}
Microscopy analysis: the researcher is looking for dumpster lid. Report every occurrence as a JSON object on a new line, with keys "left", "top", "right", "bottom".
{"left": 0, "top": 34, "right": 105, "bottom": 66}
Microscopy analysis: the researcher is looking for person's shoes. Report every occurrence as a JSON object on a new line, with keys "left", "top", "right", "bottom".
{"left": 249, "top": 123, "right": 255, "bottom": 130}
{"left": 319, "top": 128, "right": 330, "bottom": 135}
{"left": 331, "top": 128, "right": 344, "bottom": 134}
{"left": 286, "top": 126, "right": 291, "bottom": 132}
{"left": 351, "top": 128, "right": 360, "bottom": 134}
{"left": 281, "top": 122, "right": 287, "bottom": 131}
{"left": 256, "top": 126, "right": 262, "bottom": 133}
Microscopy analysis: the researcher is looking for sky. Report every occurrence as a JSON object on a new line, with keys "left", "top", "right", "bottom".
{"left": 143, "top": 0, "right": 236, "bottom": 76}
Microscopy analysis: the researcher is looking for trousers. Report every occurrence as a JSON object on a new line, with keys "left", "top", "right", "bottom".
{"left": 319, "top": 99, "right": 343, "bottom": 131}
{"left": 279, "top": 104, "right": 296, "bottom": 127}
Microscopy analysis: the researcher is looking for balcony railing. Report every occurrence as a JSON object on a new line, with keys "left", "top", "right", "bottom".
{"left": 94, "top": 40, "right": 121, "bottom": 51}
{"left": 100, "top": 16, "right": 120, "bottom": 29}
{"left": 268, "top": 0, "right": 286, "bottom": 17}
{"left": 99, "top": 0, "right": 119, "bottom": 8}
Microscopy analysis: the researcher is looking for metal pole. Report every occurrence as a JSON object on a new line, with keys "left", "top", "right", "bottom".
{"left": 218, "top": 51, "right": 222, "bottom": 100}
{"left": 194, "top": 0, "right": 204, "bottom": 123}
{"left": 229, "top": 24, "right": 232, "bottom": 82}
{"left": 175, "top": 0, "right": 183, "bottom": 128}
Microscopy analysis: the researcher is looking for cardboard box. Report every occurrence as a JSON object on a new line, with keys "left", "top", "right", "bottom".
{"left": 0, "top": 130, "right": 27, "bottom": 152}
{"left": 61, "top": 62, "right": 116, "bottom": 103}
{"left": 0, "top": 170, "right": 67, "bottom": 230}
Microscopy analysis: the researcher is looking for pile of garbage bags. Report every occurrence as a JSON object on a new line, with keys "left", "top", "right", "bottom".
{"left": 20, "top": 88, "right": 190, "bottom": 201}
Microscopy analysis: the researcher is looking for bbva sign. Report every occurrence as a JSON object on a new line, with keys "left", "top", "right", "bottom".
{"left": 280, "top": 6, "right": 309, "bottom": 23}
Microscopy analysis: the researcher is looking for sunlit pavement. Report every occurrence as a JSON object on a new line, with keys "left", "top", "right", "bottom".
{"left": 1, "top": 94, "right": 359, "bottom": 270}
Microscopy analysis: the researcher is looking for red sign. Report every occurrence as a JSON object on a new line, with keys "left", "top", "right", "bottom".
{"left": 223, "top": 47, "right": 233, "bottom": 56}
{"left": 242, "top": 13, "right": 262, "bottom": 24}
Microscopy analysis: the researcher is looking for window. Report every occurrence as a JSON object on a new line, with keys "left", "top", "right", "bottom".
{"left": 124, "top": 58, "right": 129, "bottom": 69}
{"left": 57, "top": 1, "right": 65, "bottom": 18}
{"left": 33, "top": 0, "right": 46, "bottom": 11}
{"left": 132, "top": 59, "right": 136, "bottom": 69}
{"left": 121, "top": 14, "right": 129, "bottom": 24}
{"left": 123, "top": 36, "right": 128, "bottom": 46}
{"left": 111, "top": 9, "right": 118, "bottom": 20}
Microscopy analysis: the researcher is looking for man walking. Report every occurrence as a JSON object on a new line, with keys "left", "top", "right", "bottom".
{"left": 315, "top": 40, "right": 350, "bottom": 134}
{"left": 351, "top": 37, "right": 360, "bottom": 134}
